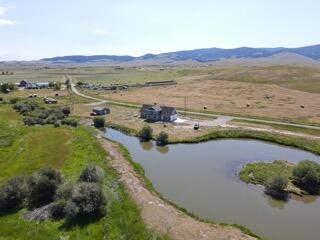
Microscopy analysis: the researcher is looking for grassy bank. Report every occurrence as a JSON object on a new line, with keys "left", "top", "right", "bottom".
{"left": 0, "top": 105, "right": 169, "bottom": 240}
{"left": 105, "top": 121, "right": 320, "bottom": 155}
{"left": 170, "top": 128, "right": 320, "bottom": 155}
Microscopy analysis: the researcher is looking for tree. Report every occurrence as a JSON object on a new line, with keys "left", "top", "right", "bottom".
{"left": 79, "top": 165, "right": 105, "bottom": 183}
{"left": 67, "top": 182, "right": 106, "bottom": 219}
{"left": 65, "top": 78, "right": 71, "bottom": 89}
{"left": 156, "top": 131, "right": 169, "bottom": 146}
{"left": 292, "top": 160, "right": 320, "bottom": 194}
{"left": 49, "top": 200, "right": 67, "bottom": 220}
{"left": 93, "top": 117, "right": 105, "bottom": 128}
{"left": 0, "top": 177, "right": 28, "bottom": 212}
{"left": 267, "top": 175, "right": 288, "bottom": 192}
{"left": 54, "top": 82, "right": 61, "bottom": 91}
{"left": 27, "top": 167, "right": 63, "bottom": 207}
{"left": 61, "top": 106, "right": 71, "bottom": 116}
{"left": 138, "top": 125, "right": 153, "bottom": 141}
{"left": 0, "top": 83, "right": 15, "bottom": 93}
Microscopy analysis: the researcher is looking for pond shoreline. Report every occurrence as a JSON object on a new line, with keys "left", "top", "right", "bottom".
{"left": 97, "top": 131, "right": 260, "bottom": 240}
{"left": 105, "top": 122, "right": 320, "bottom": 155}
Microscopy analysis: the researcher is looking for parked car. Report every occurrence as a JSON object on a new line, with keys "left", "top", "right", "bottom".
{"left": 90, "top": 112, "right": 97, "bottom": 116}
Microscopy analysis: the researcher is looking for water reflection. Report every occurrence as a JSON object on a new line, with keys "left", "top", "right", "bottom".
{"left": 291, "top": 194, "right": 318, "bottom": 204}
{"left": 156, "top": 145, "right": 169, "bottom": 154}
{"left": 264, "top": 193, "right": 287, "bottom": 209}
{"left": 139, "top": 141, "right": 153, "bottom": 150}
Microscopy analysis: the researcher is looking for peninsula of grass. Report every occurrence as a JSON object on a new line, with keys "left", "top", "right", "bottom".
{"left": 0, "top": 105, "right": 169, "bottom": 240}
{"left": 239, "top": 160, "right": 293, "bottom": 185}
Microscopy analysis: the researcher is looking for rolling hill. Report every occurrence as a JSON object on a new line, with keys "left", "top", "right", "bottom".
{"left": 40, "top": 44, "right": 320, "bottom": 65}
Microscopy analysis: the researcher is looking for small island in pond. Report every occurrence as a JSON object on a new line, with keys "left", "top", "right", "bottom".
{"left": 239, "top": 160, "right": 320, "bottom": 199}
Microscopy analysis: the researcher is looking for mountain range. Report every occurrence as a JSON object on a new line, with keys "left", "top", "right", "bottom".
{"left": 40, "top": 44, "right": 320, "bottom": 65}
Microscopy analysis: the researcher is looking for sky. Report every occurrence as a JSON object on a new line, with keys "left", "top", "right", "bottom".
{"left": 0, "top": 0, "right": 319, "bottom": 60}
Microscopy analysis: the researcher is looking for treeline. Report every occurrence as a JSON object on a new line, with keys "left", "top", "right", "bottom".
{"left": 0, "top": 165, "right": 106, "bottom": 222}
{"left": 138, "top": 125, "right": 169, "bottom": 146}
{"left": 0, "top": 83, "right": 16, "bottom": 93}
{"left": 13, "top": 100, "right": 77, "bottom": 127}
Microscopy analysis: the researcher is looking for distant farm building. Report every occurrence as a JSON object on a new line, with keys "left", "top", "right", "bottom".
{"left": 140, "top": 104, "right": 177, "bottom": 122}
{"left": 20, "top": 80, "right": 51, "bottom": 89}
{"left": 92, "top": 107, "right": 110, "bottom": 116}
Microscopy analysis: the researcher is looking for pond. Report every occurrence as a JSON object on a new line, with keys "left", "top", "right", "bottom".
{"left": 105, "top": 129, "right": 320, "bottom": 240}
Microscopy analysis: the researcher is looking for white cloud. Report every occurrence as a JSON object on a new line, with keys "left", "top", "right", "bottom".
{"left": 0, "top": 6, "right": 6, "bottom": 16}
{"left": 0, "top": 19, "right": 20, "bottom": 26}
{"left": 0, "top": 5, "right": 20, "bottom": 26}
{"left": 90, "top": 28, "right": 107, "bottom": 35}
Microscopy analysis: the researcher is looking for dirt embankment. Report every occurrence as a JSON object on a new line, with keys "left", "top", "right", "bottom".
{"left": 97, "top": 135, "right": 257, "bottom": 240}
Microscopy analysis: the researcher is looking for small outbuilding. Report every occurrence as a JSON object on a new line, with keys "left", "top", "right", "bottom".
{"left": 92, "top": 107, "right": 110, "bottom": 116}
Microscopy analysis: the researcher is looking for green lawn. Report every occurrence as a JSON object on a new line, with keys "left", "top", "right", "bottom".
{"left": 0, "top": 105, "right": 169, "bottom": 240}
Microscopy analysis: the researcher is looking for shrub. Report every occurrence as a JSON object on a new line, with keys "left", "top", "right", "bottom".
{"left": 49, "top": 200, "right": 67, "bottom": 219}
{"left": 10, "top": 98, "right": 20, "bottom": 104}
{"left": 0, "top": 83, "right": 15, "bottom": 93}
{"left": 138, "top": 125, "right": 153, "bottom": 141}
{"left": 54, "top": 82, "right": 61, "bottom": 91}
{"left": 156, "top": 131, "right": 169, "bottom": 146}
{"left": 61, "top": 106, "right": 71, "bottom": 116}
{"left": 27, "top": 167, "right": 63, "bottom": 207}
{"left": 93, "top": 117, "right": 105, "bottom": 128}
{"left": 55, "top": 183, "right": 74, "bottom": 200}
{"left": 292, "top": 160, "right": 320, "bottom": 194}
{"left": 266, "top": 175, "right": 288, "bottom": 193}
{"left": 61, "top": 118, "right": 78, "bottom": 127}
{"left": 65, "top": 201, "right": 78, "bottom": 220}
{"left": 54, "top": 121, "right": 60, "bottom": 128}
{"left": 0, "top": 97, "right": 3, "bottom": 101}
{"left": 0, "top": 177, "right": 28, "bottom": 212}
{"left": 69, "top": 182, "right": 106, "bottom": 218}
{"left": 79, "top": 165, "right": 105, "bottom": 183}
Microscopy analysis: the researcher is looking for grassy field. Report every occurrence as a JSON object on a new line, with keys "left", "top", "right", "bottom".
{"left": 2, "top": 65, "right": 320, "bottom": 92}
{"left": 0, "top": 105, "right": 169, "bottom": 240}
{"left": 2, "top": 64, "right": 320, "bottom": 124}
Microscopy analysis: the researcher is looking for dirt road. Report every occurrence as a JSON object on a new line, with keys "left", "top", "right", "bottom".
{"left": 97, "top": 134, "right": 257, "bottom": 240}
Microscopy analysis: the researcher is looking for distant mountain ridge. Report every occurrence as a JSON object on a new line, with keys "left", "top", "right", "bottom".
{"left": 39, "top": 44, "right": 320, "bottom": 64}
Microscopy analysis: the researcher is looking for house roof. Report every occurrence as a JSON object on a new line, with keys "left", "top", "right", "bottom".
{"left": 140, "top": 104, "right": 176, "bottom": 116}
{"left": 161, "top": 106, "right": 177, "bottom": 116}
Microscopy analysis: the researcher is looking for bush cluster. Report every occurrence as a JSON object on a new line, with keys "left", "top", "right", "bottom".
{"left": 138, "top": 125, "right": 153, "bottom": 141}
{"left": 0, "top": 177, "right": 28, "bottom": 212}
{"left": 61, "top": 118, "right": 78, "bottom": 127}
{"left": 156, "top": 131, "right": 169, "bottom": 146}
{"left": 13, "top": 101, "right": 77, "bottom": 127}
{"left": 265, "top": 175, "right": 289, "bottom": 199}
{"left": 0, "top": 82, "right": 16, "bottom": 93}
{"left": 292, "top": 160, "right": 320, "bottom": 194}
{"left": 0, "top": 165, "right": 107, "bottom": 222}
{"left": 27, "top": 168, "right": 63, "bottom": 207}
{"left": 93, "top": 117, "right": 105, "bottom": 128}
{"left": 51, "top": 165, "right": 106, "bottom": 221}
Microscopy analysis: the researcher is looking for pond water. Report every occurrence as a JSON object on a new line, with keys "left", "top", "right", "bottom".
{"left": 105, "top": 129, "right": 320, "bottom": 240}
